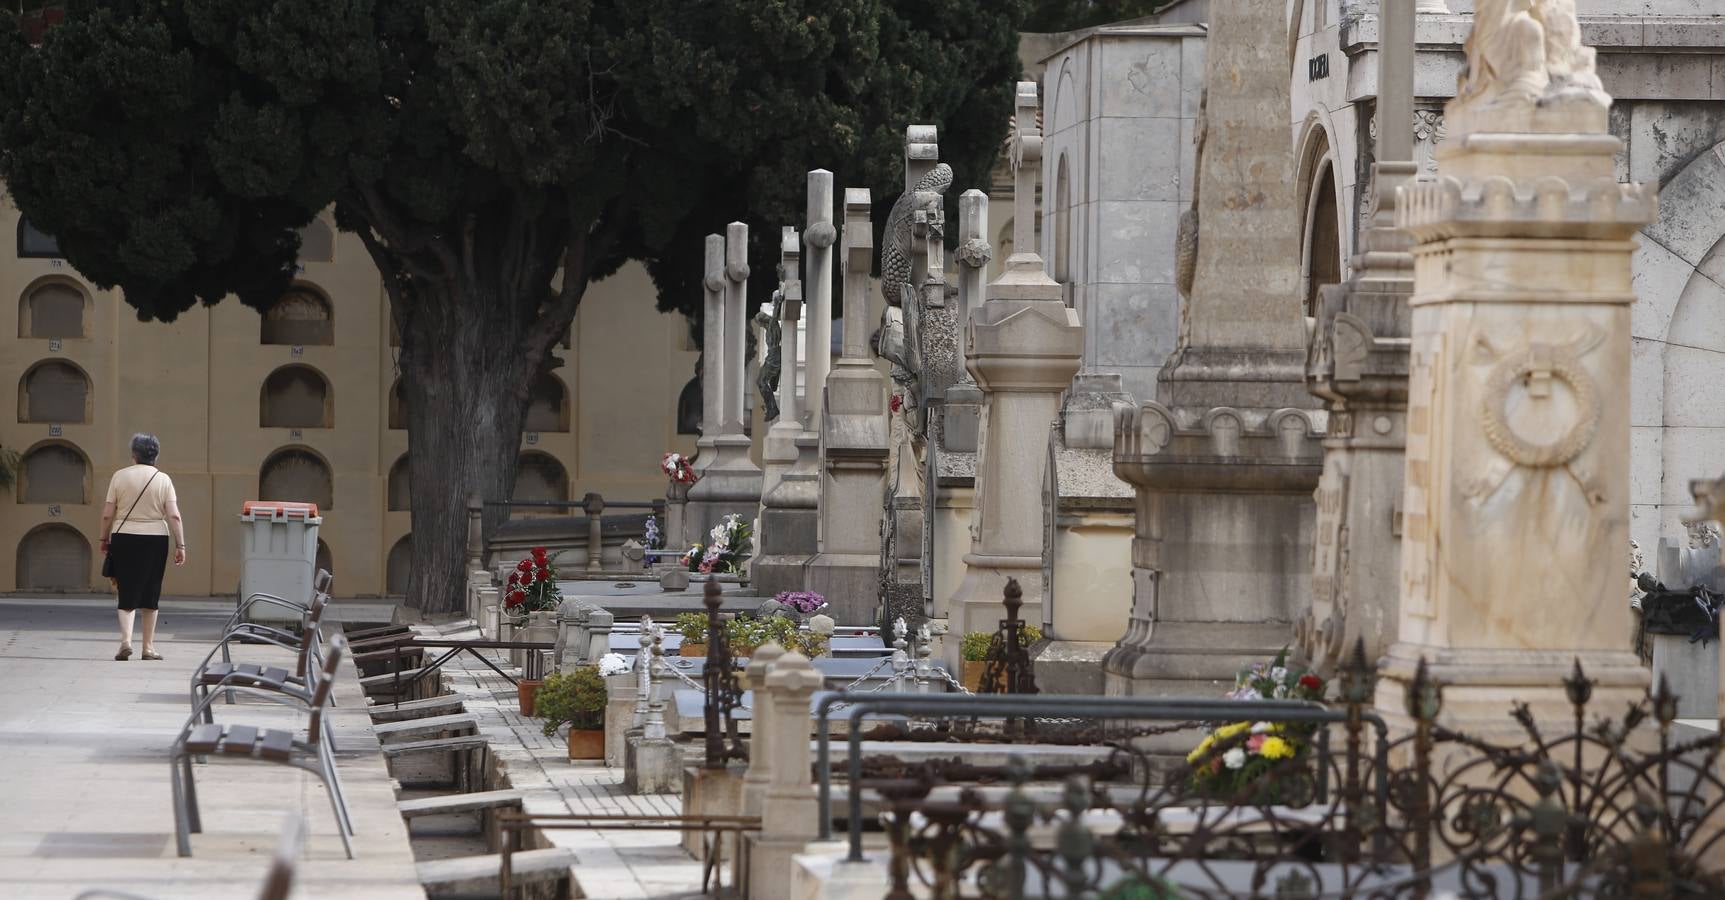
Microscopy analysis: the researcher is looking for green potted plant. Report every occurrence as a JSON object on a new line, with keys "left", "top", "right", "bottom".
{"left": 674, "top": 611, "right": 710, "bottom": 657}
{"left": 536, "top": 666, "right": 608, "bottom": 761}
{"left": 959, "top": 625, "right": 1042, "bottom": 691}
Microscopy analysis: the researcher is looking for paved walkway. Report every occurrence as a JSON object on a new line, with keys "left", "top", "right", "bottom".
{"left": 0, "top": 597, "right": 422, "bottom": 899}
{"left": 433, "top": 622, "right": 715, "bottom": 898}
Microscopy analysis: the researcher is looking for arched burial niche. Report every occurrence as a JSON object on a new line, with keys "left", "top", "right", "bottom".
{"left": 523, "top": 373, "right": 569, "bottom": 432}
{"left": 19, "top": 360, "right": 91, "bottom": 423}
{"left": 259, "top": 447, "right": 335, "bottom": 511}
{"left": 387, "top": 454, "right": 411, "bottom": 511}
{"left": 261, "top": 286, "right": 333, "bottom": 346}
{"left": 512, "top": 451, "right": 568, "bottom": 505}
{"left": 16, "top": 215, "right": 61, "bottom": 258}
{"left": 20, "top": 442, "right": 90, "bottom": 504}
{"left": 19, "top": 280, "right": 87, "bottom": 339}
{"left": 297, "top": 219, "right": 335, "bottom": 264}
{"left": 1296, "top": 124, "right": 1343, "bottom": 317}
{"left": 1054, "top": 153, "right": 1072, "bottom": 289}
{"left": 386, "top": 535, "right": 412, "bottom": 596}
{"left": 17, "top": 523, "right": 90, "bottom": 591}
{"left": 260, "top": 365, "right": 333, "bottom": 428}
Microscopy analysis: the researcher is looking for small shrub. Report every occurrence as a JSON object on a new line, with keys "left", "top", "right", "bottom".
{"left": 960, "top": 624, "right": 1043, "bottom": 661}
{"left": 672, "top": 611, "right": 710, "bottom": 643}
{"left": 536, "top": 666, "right": 607, "bottom": 736}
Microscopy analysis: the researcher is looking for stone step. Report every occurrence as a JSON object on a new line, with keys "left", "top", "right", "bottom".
{"left": 415, "top": 847, "right": 576, "bottom": 893}
{"left": 368, "top": 694, "right": 466, "bottom": 723}
{"left": 397, "top": 788, "right": 525, "bottom": 819}
{"left": 379, "top": 735, "right": 490, "bottom": 759}
{"left": 373, "top": 712, "right": 479, "bottom": 744}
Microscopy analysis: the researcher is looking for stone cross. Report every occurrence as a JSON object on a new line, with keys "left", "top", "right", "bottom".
{"left": 1008, "top": 82, "right": 1042, "bottom": 273}
{"left": 804, "top": 188, "right": 891, "bottom": 626}
{"left": 943, "top": 190, "right": 990, "bottom": 453}
{"left": 775, "top": 228, "right": 803, "bottom": 444}
{"left": 804, "top": 170, "right": 836, "bottom": 432}
{"left": 947, "top": 82, "right": 1083, "bottom": 637}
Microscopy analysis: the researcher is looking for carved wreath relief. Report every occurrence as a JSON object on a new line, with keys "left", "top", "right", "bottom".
{"left": 1467, "top": 325, "right": 1605, "bottom": 503}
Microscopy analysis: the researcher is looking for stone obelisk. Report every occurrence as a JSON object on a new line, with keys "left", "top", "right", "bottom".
{"left": 1376, "top": 2, "right": 1656, "bottom": 734}
{"left": 1104, "top": 0, "right": 1326, "bottom": 696}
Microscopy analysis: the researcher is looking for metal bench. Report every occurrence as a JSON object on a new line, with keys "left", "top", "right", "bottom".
{"left": 170, "top": 636, "right": 353, "bottom": 858}
{"left": 189, "top": 591, "right": 337, "bottom": 748}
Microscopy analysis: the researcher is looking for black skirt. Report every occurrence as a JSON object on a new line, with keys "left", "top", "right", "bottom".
{"left": 111, "top": 532, "right": 169, "bottom": 611}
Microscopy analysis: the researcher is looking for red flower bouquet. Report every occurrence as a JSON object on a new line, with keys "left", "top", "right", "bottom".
{"left": 504, "top": 546, "right": 563, "bottom": 621}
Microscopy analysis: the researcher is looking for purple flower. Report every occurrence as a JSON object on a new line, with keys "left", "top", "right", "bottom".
{"left": 774, "top": 590, "right": 828, "bottom": 614}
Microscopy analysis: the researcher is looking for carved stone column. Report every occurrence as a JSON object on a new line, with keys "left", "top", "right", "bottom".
{"left": 1375, "top": 9, "right": 1656, "bottom": 735}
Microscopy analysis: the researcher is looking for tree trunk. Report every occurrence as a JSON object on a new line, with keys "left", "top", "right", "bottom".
{"left": 400, "top": 280, "right": 540, "bottom": 615}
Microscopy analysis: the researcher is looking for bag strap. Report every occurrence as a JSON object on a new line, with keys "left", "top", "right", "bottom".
{"left": 114, "top": 468, "right": 159, "bottom": 536}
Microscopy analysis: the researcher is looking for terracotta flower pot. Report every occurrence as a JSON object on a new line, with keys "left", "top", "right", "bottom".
{"left": 681, "top": 642, "right": 706, "bottom": 657}
{"left": 567, "top": 728, "right": 605, "bottom": 761}
{"left": 517, "top": 679, "right": 544, "bottom": 716}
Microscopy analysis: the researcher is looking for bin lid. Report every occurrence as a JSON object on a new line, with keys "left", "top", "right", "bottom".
{"left": 241, "top": 500, "right": 320, "bottom": 519}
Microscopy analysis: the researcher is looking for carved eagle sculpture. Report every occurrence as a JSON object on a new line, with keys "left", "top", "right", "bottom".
{"left": 879, "top": 163, "right": 954, "bottom": 312}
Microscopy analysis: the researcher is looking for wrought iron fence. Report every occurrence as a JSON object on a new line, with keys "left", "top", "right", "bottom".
{"left": 866, "top": 643, "right": 1725, "bottom": 898}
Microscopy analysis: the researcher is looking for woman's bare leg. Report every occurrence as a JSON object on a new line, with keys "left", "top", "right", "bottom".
{"left": 140, "top": 609, "right": 159, "bottom": 654}
{"left": 116, "top": 609, "right": 135, "bottom": 650}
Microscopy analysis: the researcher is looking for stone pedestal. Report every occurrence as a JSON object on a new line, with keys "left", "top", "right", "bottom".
{"left": 755, "top": 435, "right": 820, "bottom": 597}
{"left": 689, "top": 225, "right": 764, "bottom": 538}
{"left": 805, "top": 189, "right": 889, "bottom": 625}
{"left": 1103, "top": 0, "right": 1325, "bottom": 696}
{"left": 1374, "top": 29, "right": 1656, "bottom": 735}
{"left": 947, "top": 83, "right": 1083, "bottom": 640}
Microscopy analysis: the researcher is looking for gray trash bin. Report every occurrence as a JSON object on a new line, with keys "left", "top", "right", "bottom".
{"left": 238, "top": 500, "right": 323, "bottom": 624}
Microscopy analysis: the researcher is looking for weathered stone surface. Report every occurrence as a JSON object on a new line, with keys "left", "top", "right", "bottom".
{"left": 1375, "top": 8, "right": 1655, "bottom": 736}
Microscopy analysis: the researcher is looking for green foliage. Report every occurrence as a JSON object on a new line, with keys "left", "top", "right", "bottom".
{"left": 0, "top": 446, "right": 19, "bottom": 491}
{"left": 672, "top": 611, "right": 710, "bottom": 644}
{"left": 0, "top": 0, "right": 1031, "bottom": 323}
{"left": 536, "top": 665, "right": 607, "bottom": 735}
{"left": 1023, "top": 0, "right": 1168, "bottom": 32}
{"left": 960, "top": 624, "right": 1043, "bottom": 661}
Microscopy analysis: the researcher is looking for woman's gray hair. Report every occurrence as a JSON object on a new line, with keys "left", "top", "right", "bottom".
{"left": 130, "top": 433, "right": 161, "bottom": 465}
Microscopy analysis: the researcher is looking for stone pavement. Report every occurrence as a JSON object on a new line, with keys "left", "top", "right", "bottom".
{"left": 0, "top": 596, "right": 422, "bottom": 899}
{"left": 433, "top": 623, "right": 717, "bottom": 898}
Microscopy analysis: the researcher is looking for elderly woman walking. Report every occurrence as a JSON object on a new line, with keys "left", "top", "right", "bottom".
{"left": 98, "top": 433, "right": 187, "bottom": 660}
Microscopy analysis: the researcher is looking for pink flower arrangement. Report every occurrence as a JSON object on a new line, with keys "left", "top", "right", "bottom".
{"left": 661, "top": 452, "right": 699, "bottom": 485}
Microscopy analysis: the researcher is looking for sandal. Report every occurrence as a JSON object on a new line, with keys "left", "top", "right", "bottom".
{"left": 141, "top": 649, "right": 163, "bottom": 661}
{"left": 115, "top": 645, "right": 133, "bottom": 661}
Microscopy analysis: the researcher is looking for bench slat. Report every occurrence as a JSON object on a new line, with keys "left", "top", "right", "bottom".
{"left": 223, "top": 725, "right": 259, "bottom": 754}
{"left": 257, "top": 729, "right": 295, "bottom": 761}
{"left": 184, "top": 724, "right": 224, "bottom": 754}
